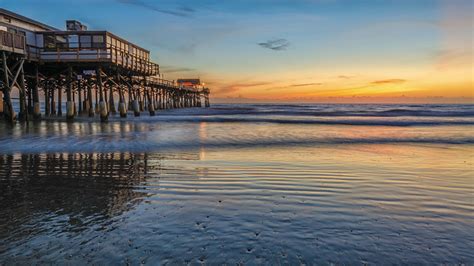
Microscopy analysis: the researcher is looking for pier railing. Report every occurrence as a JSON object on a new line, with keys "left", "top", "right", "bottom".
{"left": 143, "top": 76, "right": 208, "bottom": 92}
{"left": 0, "top": 30, "right": 26, "bottom": 54}
{"left": 35, "top": 31, "right": 159, "bottom": 75}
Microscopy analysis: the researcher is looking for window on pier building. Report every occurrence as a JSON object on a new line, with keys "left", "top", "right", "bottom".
{"left": 44, "top": 34, "right": 56, "bottom": 50}
{"left": 110, "top": 38, "right": 115, "bottom": 47}
{"left": 80, "top": 35, "right": 91, "bottom": 48}
{"left": 92, "top": 35, "right": 104, "bottom": 48}
{"left": 68, "top": 35, "right": 79, "bottom": 48}
{"left": 56, "top": 35, "right": 67, "bottom": 49}
{"left": 106, "top": 35, "right": 112, "bottom": 46}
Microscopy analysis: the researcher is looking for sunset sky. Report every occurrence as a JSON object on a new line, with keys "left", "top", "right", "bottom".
{"left": 2, "top": 0, "right": 473, "bottom": 103}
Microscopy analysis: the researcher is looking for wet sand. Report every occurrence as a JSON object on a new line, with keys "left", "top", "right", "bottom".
{"left": 1, "top": 104, "right": 473, "bottom": 264}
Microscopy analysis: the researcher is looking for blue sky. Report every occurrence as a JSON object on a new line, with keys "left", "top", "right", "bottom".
{"left": 1, "top": 0, "right": 472, "bottom": 102}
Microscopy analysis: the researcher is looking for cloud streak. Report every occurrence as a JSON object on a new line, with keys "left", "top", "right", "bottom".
{"left": 160, "top": 66, "right": 196, "bottom": 74}
{"left": 265, "top": 82, "right": 323, "bottom": 91}
{"left": 258, "top": 39, "right": 290, "bottom": 51}
{"left": 371, "top": 79, "right": 406, "bottom": 85}
{"left": 216, "top": 81, "right": 274, "bottom": 94}
{"left": 290, "top": 82, "right": 323, "bottom": 87}
{"left": 117, "top": 0, "right": 194, "bottom": 17}
{"left": 338, "top": 75, "right": 354, "bottom": 79}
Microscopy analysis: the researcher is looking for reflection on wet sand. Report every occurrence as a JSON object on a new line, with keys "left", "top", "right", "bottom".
{"left": 0, "top": 145, "right": 473, "bottom": 264}
{"left": 0, "top": 153, "right": 143, "bottom": 240}
{"left": 0, "top": 151, "right": 204, "bottom": 260}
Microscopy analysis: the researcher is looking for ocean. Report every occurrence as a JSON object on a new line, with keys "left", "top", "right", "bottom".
{"left": 0, "top": 104, "right": 473, "bottom": 264}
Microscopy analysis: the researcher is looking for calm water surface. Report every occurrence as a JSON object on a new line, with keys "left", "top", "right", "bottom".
{"left": 0, "top": 104, "right": 473, "bottom": 264}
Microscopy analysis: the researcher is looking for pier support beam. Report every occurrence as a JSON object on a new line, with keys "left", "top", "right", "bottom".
{"left": 132, "top": 98, "right": 140, "bottom": 116}
{"left": 44, "top": 81, "right": 50, "bottom": 116}
{"left": 147, "top": 89, "right": 155, "bottom": 116}
{"left": 94, "top": 81, "right": 99, "bottom": 115}
{"left": 128, "top": 86, "right": 133, "bottom": 111}
{"left": 51, "top": 85, "right": 56, "bottom": 116}
{"left": 108, "top": 82, "right": 116, "bottom": 114}
{"left": 139, "top": 89, "right": 144, "bottom": 112}
{"left": 77, "top": 79, "right": 82, "bottom": 115}
{"left": 1, "top": 51, "right": 26, "bottom": 123}
{"left": 144, "top": 78, "right": 155, "bottom": 116}
{"left": 17, "top": 64, "right": 27, "bottom": 122}
{"left": 97, "top": 67, "right": 108, "bottom": 122}
{"left": 1, "top": 52, "right": 12, "bottom": 123}
{"left": 66, "top": 66, "right": 74, "bottom": 121}
{"left": 0, "top": 90, "right": 3, "bottom": 116}
{"left": 87, "top": 79, "right": 94, "bottom": 117}
{"left": 204, "top": 93, "right": 210, "bottom": 108}
{"left": 57, "top": 76, "right": 62, "bottom": 117}
{"left": 130, "top": 77, "right": 140, "bottom": 117}
{"left": 32, "top": 65, "right": 41, "bottom": 120}
{"left": 117, "top": 72, "right": 127, "bottom": 118}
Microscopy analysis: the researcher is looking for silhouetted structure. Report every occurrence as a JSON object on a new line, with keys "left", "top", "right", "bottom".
{"left": 177, "top": 79, "right": 210, "bottom": 107}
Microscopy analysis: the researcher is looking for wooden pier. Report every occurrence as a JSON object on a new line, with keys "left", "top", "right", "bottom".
{"left": 0, "top": 9, "right": 210, "bottom": 123}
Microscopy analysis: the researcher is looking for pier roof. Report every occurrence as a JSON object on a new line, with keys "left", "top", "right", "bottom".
{"left": 0, "top": 8, "right": 59, "bottom": 31}
{"left": 40, "top": 30, "right": 151, "bottom": 54}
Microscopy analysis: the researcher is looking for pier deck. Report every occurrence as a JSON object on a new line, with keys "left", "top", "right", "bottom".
{"left": 0, "top": 30, "right": 26, "bottom": 55}
{"left": 0, "top": 8, "right": 210, "bottom": 124}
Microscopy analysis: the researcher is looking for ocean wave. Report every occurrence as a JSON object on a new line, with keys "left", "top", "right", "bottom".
{"left": 11, "top": 102, "right": 474, "bottom": 118}
{"left": 108, "top": 116, "right": 474, "bottom": 127}
{"left": 0, "top": 135, "right": 473, "bottom": 154}
{"left": 153, "top": 104, "right": 474, "bottom": 118}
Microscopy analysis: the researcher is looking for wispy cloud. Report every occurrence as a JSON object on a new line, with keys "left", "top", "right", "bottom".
{"left": 265, "top": 82, "right": 323, "bottom": 91}
{"left": 258, "top": 39, "right": 290, "bottom": 51}
{"left": 215, "top": 81, "right": 274, "bottom": 94}
{"left": 434, "top": 49, "right": 473, "bottom": 70}
{"left": 338, "top": 75, "right": 354, "bottom": 79}
{"left": 117, "top": 0, "right": 194, "bottom": 17}
{"left": 371, "top": 79, "right": 406, "bottom": 85}
{"left": 161, "top": 66, "right": 196, "bottom": 74}
{"left": 290, "top": 82, "right": 323, "bottom": 87}
{"left": 144, "top": 22, "right": 240, "bottom": 55}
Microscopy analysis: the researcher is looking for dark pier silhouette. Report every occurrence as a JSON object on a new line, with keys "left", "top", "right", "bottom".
{"left": 0, "top": 9, "right": 210, "bottom": 124}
